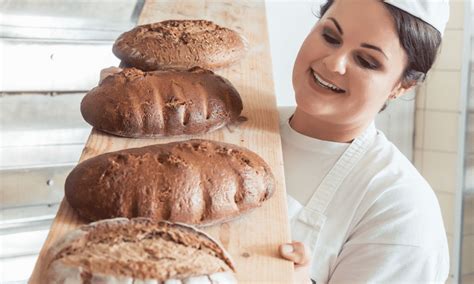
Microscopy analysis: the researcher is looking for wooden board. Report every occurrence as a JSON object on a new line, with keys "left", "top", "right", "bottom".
{"left": 29, "top": 0, "right": 293, "bottom": 282}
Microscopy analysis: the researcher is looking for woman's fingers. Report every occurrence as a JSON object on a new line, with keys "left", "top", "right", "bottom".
{"left": 99, "top": 66, "right": 123, "bottom": 84}
{"left": 279, "top": 242, "right": 313, "bottom": 284}
{"left": 279, "top": 241, "right": 311, "bottom": 267}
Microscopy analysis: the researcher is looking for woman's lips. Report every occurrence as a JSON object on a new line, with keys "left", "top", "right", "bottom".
{"left": 311, "top": 70, "right": 345, "bottom": 93}
{"left": 307, "top": 69, "right": 346, "bottom": 95}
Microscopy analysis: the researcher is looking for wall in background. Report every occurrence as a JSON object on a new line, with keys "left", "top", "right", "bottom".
{"left": 462, "top": 0, "right": 474, "bottom": 281}
{"left": 265, "top": 0, "right": 316, "bottom": 107}
{"left": 412, "top": 0, "right": 467, "bottom": 282}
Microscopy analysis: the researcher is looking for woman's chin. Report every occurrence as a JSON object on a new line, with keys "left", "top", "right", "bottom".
{"left": 294, "top": 100, "right": 337, "bottom": 120}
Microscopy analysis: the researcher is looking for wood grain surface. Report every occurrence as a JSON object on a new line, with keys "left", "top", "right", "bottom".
{"left": 29, "top": 0, "right": 293, "bottom": 282}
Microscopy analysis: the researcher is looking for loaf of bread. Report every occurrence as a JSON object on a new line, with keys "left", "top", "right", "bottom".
{"left": 65, "top": 139, "right": 275, "bottom": 226}
{"left": 113, "top": 20, "right": 247, "bottom": 71}
{"left": 81, "top": 67, "right": 243, "bottom": 138}
{"left": 45, "top": 218, "right": 236, "bottom": 283}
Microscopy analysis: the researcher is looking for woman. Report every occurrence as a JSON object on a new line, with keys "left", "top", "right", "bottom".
{"left": 278, "top": 0, "right": 450, "bottom": 283}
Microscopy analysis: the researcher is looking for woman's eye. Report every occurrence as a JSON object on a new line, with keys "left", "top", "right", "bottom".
{"left": 357, "top": 56, "right": 378, "bottom": 70}
{"left": 322, "top": 33, "right": 340, "bottom": 45}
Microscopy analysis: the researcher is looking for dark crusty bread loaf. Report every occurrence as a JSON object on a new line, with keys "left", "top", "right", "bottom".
{"left": 65, "top": 139, "right": 275, "bottom": 226}
{"left": 45, "top": 218, "right": 236, "bottom": 283}
{"left": 113, "top": 19, "right": 247, "bottom": 71}
{"left": 81, "top": 67, "right": 243, "bottom": 138}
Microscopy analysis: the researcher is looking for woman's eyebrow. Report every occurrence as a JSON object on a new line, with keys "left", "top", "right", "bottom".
{"left": 328, "top": 17, "right": 343, "bottom": 35}
{"left": 327, "top": 16, "right": 388, "bottom": 60}
{"left": 360, "top": 43, "right": 388, "bottom": 59}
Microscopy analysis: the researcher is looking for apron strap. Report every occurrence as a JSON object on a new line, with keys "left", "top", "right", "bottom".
{"left": 304, "top": 124, "right": 376, "bottom": 215}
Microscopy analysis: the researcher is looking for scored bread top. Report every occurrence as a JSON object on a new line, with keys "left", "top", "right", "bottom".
{"left": 81, "top": 67, "right": 243, "bottom": 138}
{"left": 113, "top": 19, "right": 247, "bottom": 71}
{"left": 65, "top": 139, "right": 275, "bottom": 226}
{"left": 45, "top": 218, "right": 235, "bottom": 283}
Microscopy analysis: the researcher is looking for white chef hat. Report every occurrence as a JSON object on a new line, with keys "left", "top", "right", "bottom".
{"left": 383, "top": 0, "right": 450, "bottom": 36}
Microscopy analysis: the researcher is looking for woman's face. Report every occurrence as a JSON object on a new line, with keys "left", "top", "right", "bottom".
{"left": 292, "top": 0, "right": 409, "bottom": 128}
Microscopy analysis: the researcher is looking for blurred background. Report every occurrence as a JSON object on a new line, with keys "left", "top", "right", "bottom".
{"left": 0, "top": 0, "right": 472, "bottom": 283}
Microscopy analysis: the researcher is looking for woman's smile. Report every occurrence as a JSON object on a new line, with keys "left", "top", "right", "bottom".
{"left": 307, "top": 69, "right": 346, "bottom": 97}
{"left": 312, "top": 70, "right": 345, "bottom": 93}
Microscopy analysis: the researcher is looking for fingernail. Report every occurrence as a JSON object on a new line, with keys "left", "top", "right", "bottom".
{"left": 281, "top": 244, "right": 293, "bottom": 254}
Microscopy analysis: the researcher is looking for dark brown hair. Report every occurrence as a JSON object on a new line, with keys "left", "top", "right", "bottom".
{"left": 318, "top": 0, "right": 442, "bottom": 87}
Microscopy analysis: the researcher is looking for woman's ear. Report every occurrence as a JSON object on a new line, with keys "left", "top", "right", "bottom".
{"left": 389, "top": 80, "right": 417, "bottom": 100}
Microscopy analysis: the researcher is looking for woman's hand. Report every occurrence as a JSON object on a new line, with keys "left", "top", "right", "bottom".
{"left": 99, "top": 66, "right": 122, "bottom": 84}
{"left": 279, "top": 241, "right": 313, "bottom": 284}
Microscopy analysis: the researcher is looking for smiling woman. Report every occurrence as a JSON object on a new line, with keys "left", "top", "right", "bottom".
{"left": 277, "top": 0, "right": 451, "bottom": 283}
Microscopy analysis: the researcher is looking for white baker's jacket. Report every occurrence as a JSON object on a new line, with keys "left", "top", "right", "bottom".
{"left": 280, "top": 108, "right": 449, "bottom": 283}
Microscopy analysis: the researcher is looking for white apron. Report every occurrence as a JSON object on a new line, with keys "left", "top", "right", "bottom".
{"left": 290, "top": 125, "right": 376, "bottom": 282}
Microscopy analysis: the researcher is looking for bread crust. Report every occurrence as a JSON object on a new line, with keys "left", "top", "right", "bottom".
{"left": 81, "top": 67, "right": 243, "bottom": 138}
{"left": 112, "top": 20, "right": 247, "bottom": 71}
{"left": 65, "top": 139, "right": 275, "bottom": 226}
{"left": 44, "top": 218, "right": 236, "bottom": 283}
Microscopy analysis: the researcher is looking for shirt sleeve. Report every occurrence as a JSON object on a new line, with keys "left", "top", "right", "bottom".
{"left": 328, "top": 183, "right": 450, "bottom": 283}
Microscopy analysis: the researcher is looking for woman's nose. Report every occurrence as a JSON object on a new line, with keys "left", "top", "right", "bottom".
{"left": 322, "top": 51, "right": 347, "bottom": 75}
